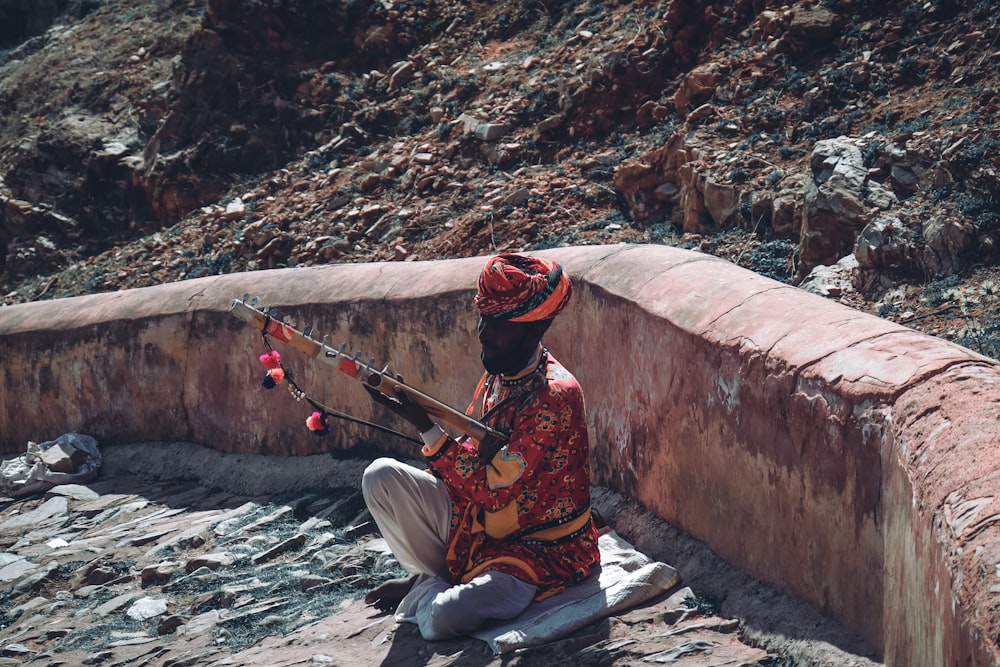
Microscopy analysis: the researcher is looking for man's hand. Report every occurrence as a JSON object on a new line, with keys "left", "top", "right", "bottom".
{"left": 477, "top": 434, "right": 506, "bottom": 464}
{"left": 363, "top": 374, "right": 435, "bottom": 433}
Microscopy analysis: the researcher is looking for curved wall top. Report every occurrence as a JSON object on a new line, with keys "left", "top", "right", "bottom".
{"left": 1, "top": 244, "right": 998, "bottom": 666}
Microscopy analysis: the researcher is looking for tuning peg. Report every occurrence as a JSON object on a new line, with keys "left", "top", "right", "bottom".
{"left": 242, "top": 292, "right": 250, "bottom": 302}
{"left": 381, "top": 363, "right": 390, "bottom": 375}
{"left": 250, "top": 296, "right": 259, "bottom": 306}
{"left": 262, "top": 305, "right": 271, "bottom": 314}
{"left": 367, "top": 357, "right": 376, "bottom": 370}
{"left": 303, "top": 326, "right": 313, "bottom": 337}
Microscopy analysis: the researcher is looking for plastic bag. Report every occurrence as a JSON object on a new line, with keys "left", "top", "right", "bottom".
{"left": 0, "top": 433, "right": 102, "bottom": 497}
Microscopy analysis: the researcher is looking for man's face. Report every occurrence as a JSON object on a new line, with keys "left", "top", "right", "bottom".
{"left": 478, "top": 316, "right": 540, "bottom": 376}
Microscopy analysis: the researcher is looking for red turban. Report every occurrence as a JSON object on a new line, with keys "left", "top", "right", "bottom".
{"left": 474, "top": 254, "right": 572, "bottom": 322}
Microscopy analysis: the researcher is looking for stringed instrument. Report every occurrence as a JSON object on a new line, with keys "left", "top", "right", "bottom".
{"left": 229, "top": 296, "right": 507, "bottom": 445}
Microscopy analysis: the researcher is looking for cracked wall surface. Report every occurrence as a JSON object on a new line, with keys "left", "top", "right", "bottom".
{"left": 0, "top": 244, "right": 998, "bottom": 666}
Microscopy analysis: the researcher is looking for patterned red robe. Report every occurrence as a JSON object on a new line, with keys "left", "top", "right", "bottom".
{"left": 422, "top": 348, "right": 600, "bottom": 600}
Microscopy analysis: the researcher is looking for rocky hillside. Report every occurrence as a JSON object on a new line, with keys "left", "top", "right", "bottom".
{"left": 1, "top": 0, "right": 999, "bottom": 359}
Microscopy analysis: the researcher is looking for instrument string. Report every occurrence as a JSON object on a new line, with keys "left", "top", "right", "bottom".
{"left": 260, "top": 333, "right": 422, "bottom": 445}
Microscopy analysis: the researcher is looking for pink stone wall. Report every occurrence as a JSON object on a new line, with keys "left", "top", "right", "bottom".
{"left": 1, "top": 244, "right": 998, "bottom": 666}
{"left": 883, "top": 365, "right": 1000, "bottom": 667}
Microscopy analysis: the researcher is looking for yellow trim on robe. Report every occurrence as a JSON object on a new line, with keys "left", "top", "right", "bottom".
{"left": 519, "top": 509, "right": 592, "bottom": 542}
{"left": 486, "top": 447, "right": 526, "bottom": 489}
{"left": 459, "top": 555, "right": 543, "bottom": 586}
{"left": 484, "top": 502, "right": 520, "bottom": 539}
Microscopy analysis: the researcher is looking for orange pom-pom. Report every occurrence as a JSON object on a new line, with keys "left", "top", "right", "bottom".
{"left": 268, "top": 368, "right": 285, "bottom": 384}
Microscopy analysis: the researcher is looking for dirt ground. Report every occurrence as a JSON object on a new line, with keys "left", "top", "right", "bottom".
{"left": 173, "top": 444, "right": 885, "bottom": 667}
{"left": 0, "top": 442, "right": 882, "bottom": 667}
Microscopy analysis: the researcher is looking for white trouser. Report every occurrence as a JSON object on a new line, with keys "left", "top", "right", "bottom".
{"left": 361, "top": 457, "right": 537, "bottom": 640}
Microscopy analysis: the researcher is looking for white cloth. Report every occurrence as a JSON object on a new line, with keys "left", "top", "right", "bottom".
{"left": 471, "top": 530, "right": 681, "bottom": 654}
{"left": 0, "top": 433, "right": 102, "bottom": 497}
{"left": 361, "top": 457, "right": 537, "bottom": 640}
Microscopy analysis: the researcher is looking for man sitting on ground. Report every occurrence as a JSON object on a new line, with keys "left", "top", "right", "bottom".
{"left": 361, "top": 252, "right": 600, "bottom": 640}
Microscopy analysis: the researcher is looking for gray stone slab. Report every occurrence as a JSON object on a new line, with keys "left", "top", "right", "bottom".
{"left": 0, "top": 553, "right": 21, "bottom": 566}
{"left": 0, "top": 497, "right": 68, "bottom": 533}
{"left": 0, "top": 558, "right": 36, "bottom": 583}
{"left": 45, "top": 484, "right": 99, "bottom": 501}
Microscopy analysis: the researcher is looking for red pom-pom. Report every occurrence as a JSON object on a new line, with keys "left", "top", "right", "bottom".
{"left": 306, "top": 411, "right": 329, "bottom": 434}
{"left": 259, "top": 351, "right": 282, "bottom": 369}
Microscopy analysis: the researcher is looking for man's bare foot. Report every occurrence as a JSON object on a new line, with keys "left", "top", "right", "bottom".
{"left": 365, "top": 574, "right": 419, "bottom": 613}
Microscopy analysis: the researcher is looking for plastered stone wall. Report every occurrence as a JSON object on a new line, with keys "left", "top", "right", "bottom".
{"left": 1, "top": 244, "right": 998, "bottom": 666}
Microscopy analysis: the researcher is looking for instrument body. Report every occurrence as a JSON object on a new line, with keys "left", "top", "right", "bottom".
{"left": 229, "top": 298, "right": 507, "bottom": 444}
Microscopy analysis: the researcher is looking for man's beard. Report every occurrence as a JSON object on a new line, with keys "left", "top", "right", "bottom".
{"left": 481, "top": 347, "right": 530, "bottom": 376}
